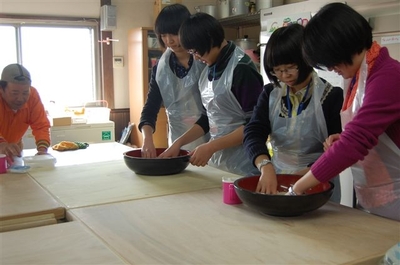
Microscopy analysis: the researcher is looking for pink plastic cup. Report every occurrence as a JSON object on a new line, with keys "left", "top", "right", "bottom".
{"left": 0, "top": 154, "right": 7, "bottom": 174}
{"left": 222, "top": 177, "right": 242, "bottom": 205}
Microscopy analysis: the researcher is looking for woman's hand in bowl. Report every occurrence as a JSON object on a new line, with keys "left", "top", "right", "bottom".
{"left": 158, "top": 144, "right": 181, "bottom": 158}
{"left": 256, "top": 165, "right": 278, "bottom": 194}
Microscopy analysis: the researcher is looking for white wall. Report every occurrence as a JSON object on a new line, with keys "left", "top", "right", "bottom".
{"left": 112, "top": 0, "right": 216, "bottom": 109}
{"left": 111, "top": 0, "right": 154, "bottom": 109}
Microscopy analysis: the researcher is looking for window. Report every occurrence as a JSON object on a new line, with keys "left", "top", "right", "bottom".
{"left": 0, "top": 18, "right": 100, "bottom": 108}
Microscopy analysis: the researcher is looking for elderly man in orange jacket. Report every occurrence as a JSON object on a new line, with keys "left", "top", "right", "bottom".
{"left": 0, "top": 63, "right": 50, "bottom": 162}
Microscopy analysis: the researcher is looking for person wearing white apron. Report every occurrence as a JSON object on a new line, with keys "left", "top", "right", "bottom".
{"left": 198, "top": 45, "right": 259, "bottom": 176}
{"left": 156, "top": 48, "right": 209, "bottom": 151}
{"left": 139, "top": 4, "right": 209, "bottom": 158}
{"left": 244, "top": 24, "right": 343, "bottom": 202}
{"left": 165, "top": 13, "right": 264, "bottom": 176}
{"left": 268, "top": 74, "right": 328, "bottom": 173}
{"left": 291, "top": 3, "right": 400, "bottom": 220}
{"left": 340, "top": 56, "right": 400, "bottom": 219}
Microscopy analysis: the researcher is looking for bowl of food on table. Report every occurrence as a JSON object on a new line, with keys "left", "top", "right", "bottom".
{"left": 123, "top": 148, "right": 190, "bottom": 176}
{"left": 234, "top": 174, "right": 334, "bottom": 217}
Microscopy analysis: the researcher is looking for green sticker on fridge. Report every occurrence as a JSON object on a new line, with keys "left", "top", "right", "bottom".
{"left": 102, "top": 131, "right": 111, "bottom": 141}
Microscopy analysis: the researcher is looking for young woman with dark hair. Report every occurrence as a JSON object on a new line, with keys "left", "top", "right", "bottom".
{"left": 291, "top": 3, "right": 400, "bottom": 221}
{"left": 139, "top": 4, "right": 209, "bottom": 158}
{"left": 159, "top": 12, "right": 264, "bottom": 176}
{"left": 243, "top": 24, "right": 343, "bottom": 202}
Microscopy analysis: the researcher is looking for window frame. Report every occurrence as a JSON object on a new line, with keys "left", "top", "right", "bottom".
{"left": 0, "top": 14, "right": 103, "bottom": 107}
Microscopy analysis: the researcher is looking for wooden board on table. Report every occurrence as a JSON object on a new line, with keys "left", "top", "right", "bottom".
{"left": 71, "top": 188, "right": 399, "bottom": 265}
{"left": 0, "top": 213, "right": 57, "bottom": 232}
{"left": 28, "top": 159, "right": 239, "bottom": 209}
{"left": 1, "top": 221, "right": 126, "bottom": 264}
{"left": 0, "top": 173, "right": 65, "bottom": 221}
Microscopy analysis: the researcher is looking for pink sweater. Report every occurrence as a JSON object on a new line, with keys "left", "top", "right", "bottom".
{"left": 312, "top": 47, "right": 400, "bottom": 182}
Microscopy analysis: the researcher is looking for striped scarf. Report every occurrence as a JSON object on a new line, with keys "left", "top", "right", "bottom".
{"left": 343, "top": 41, "right": 381, "bottom": 111}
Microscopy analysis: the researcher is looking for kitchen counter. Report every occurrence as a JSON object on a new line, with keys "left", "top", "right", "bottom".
{"left": 1, "top": 142, "right": 399, "bottom": 264}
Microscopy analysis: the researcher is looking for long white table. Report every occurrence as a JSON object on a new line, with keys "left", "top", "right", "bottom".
{"left": 2, "top": 142, "right": 398, "bottom": 264}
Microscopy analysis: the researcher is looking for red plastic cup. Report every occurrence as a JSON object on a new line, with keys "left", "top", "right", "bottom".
{"left": 0, "top": 154, "right": 7, "bottom": 174}
{"left": 222, "top": 177, "right": 242, "bottom": 205}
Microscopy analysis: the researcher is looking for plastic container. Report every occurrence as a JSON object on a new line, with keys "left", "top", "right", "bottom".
{"left": 8, "top": 165, "right": 31, "bottom": 174}
{"left": 84, "top": 100, "right": 110, "bottom": 123}
{"left": 12, "top": 156, "right": 24, "bottom": 166}
{"left": 23, "top": 154, "right": 57, "bottom": 169}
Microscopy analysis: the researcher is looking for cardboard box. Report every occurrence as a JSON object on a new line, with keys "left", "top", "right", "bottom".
{"left": 52, "top": 117, "right": 72, "bottom": 126}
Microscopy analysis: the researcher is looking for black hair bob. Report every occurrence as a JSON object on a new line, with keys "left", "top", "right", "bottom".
{"left": 154, "top": 3, "right": 191, "bottom": 49}
{"left": 302, "top": 2, "right": 373, "bottom": 69}
{"left": 264, "top": 24, "right": 313, "bottom": 87}
{"left": 179, "top": 12, "right": 225, "bottom": 56}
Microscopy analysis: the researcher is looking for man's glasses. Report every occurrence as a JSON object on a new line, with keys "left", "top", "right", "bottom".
{"left": 270, "top": 66, "right": 298, "bottom": 77}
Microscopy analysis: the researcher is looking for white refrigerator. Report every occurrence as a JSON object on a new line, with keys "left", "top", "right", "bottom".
{"left": 23, "top": 121, "right": 115, "bottom": 149}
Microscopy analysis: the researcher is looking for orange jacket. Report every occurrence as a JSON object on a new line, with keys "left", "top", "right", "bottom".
{"left": 0, "top": 86, "right": 50, "bottom": 150}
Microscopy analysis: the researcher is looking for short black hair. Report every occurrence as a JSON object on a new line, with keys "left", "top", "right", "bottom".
{"left": 302, "top": 2, "right": 373, "bottom": 69}
{"left": 154, "top": 3, "right": 191, "bottom": 49}
{"left": 179, "top": 12, "right": 224, "bottom": 56}
{"left": 264, "top": 24, "right": 313, "bottom": 87}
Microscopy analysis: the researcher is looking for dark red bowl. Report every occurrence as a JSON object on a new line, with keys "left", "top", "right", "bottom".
{"left": 123, "top": 148, "right": 190, "bottom": 176}
{"left": 234, "top": 175, "right": 333, "bottom": 217}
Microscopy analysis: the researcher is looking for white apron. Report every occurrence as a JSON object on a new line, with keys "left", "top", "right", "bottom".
{"left": 269, "top": 71, "right": 328, "bottom": 173}
{"left": 342, "top": 55, "right": 400, "bottom": 220}
{"left": 199, "top": 46, "right": 259, "bottom": 176}
{"left": 156, "top": 48, "right": 210, "bottom": 151}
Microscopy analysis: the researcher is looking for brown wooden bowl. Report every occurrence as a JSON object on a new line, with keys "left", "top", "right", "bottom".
{"left": 234, "top": 174, "right": 333, "bottom": 217}
{"left": 123, "top": 148, "right": 190, "bottom": 176}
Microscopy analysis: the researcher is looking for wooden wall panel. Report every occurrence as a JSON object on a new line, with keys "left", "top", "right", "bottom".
{"left": 110, "top": 108, "right": 130, "bottom": 144}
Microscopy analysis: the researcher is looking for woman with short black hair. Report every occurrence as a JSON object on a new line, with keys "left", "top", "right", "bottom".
{"left": 139, "top": 4, "right": 209, "bottom": 158}
{"left": 292, "top": 2, "right": 400, "bottom": 221}
{"left": 243, "top": 24, "right": 343, "bottom": 202}
{"left": 160, "top": 13, "right": 264, "bottom": 176}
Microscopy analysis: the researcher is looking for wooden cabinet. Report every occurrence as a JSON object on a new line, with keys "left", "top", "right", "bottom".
{"left": 128, "top": 27, "right": 168, "bottom": 148}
